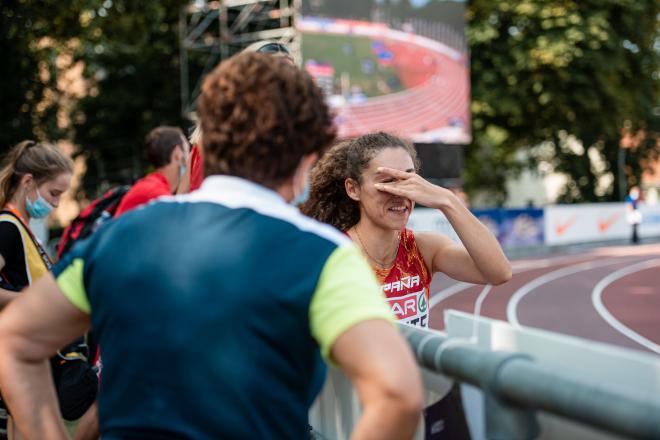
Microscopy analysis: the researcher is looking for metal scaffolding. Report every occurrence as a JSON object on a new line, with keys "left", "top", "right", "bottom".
{"left": 179, "top": 0, "right": 301, "bottom": 118}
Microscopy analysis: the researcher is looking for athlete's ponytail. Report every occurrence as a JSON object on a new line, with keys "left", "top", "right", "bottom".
{"left": 0, "top": 140, "right": 74, "bottom": 208}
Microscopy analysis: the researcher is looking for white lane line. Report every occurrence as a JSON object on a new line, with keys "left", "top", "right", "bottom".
{"left": 430, "top": 282, "right": 474, "bottom": 309}
{"left": 430, "top": 254, "right": 597, "bottom": 311}
{"left": 592, "top": 258, "right": 660, "bottom": 354}
{"left": 511, "top": 254, "right": 593, "bottom": 271}
{"left": 507, "top": 257, "right": 631, "bottom": 328}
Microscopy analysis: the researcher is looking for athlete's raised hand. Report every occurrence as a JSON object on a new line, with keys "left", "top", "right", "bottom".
{"left": 373, "top": 167, "right": 453, "bottom": 209}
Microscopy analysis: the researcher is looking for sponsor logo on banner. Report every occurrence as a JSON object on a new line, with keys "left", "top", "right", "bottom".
{"left": 555, "top": 216, "right": 577, "bottom": 236}
{"left": 597, "top": 212, "right": 622, "bottom": 233}
{"left": 386, "top": 289, "right": 428, "bottom": 328}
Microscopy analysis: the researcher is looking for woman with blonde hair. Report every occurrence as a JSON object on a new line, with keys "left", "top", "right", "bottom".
{"left": 0, "top": 140, "right": 73, "bottom": 304}
{"left": 0, "top": 140, "right": 73, "bottom": 439}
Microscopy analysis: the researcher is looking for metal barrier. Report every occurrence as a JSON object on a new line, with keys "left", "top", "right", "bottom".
{"left": 398, "top": 323, "right": 660, "bottom": 440}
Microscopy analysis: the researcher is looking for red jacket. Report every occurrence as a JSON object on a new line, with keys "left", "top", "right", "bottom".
{"left": 189, "top": 144, "right": 204, "bottom": 191}
{"left": 114, "top": 172, "right": 171, "bottom": 217}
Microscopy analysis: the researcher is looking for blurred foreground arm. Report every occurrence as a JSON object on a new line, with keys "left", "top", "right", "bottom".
{"left": 0, "top": 274, "right": 90, "bottom": 439}
{"left": 311, "top": 244, "right": 423, "bottom": 440}
{"left": 72, "top": 401, "right": 99, "bottom": 440}
{"left": 332, "top": 320, "right": 423, "bottom": 440}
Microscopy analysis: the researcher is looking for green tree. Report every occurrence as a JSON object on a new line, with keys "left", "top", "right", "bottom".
{"left": 466, "top": 0, "right": 659, "bottom": 204}
{"left": 70, "top": 0, "right": 189, "bottom": 196}
{"left": 0, "top": 0, "right": 189, "bottom": 197}
{"left": 0, "top": 0, "right": 90, "bottom": 151}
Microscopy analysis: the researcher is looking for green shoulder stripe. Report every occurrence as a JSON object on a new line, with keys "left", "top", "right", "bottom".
{"left": 309, "top": 243, "right": 394, "bottom": 361}
{"left": 56, "top": 259, "right": 90, "bottom": 314}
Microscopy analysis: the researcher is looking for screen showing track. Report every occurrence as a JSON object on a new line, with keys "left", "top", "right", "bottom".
{"left": 299, "top": 0, "right": 470, "bottom": 144}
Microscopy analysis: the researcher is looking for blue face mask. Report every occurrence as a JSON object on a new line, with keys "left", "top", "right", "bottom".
{"left": 290, "top": 177, "right": 310, "bottom": 207}
{"left": 26, "top": 188, "right": 54, "bottom": 219}
{"left": 179, "top": 163, "right": 186, "bottom": 178}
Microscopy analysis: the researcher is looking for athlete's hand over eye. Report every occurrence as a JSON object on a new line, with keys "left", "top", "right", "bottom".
{"left": 374, "top": 167, "right": 453, "bottom": 209}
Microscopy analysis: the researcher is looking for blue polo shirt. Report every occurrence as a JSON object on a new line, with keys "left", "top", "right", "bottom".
{"left": 54, "top": 176, "right": 392, "bottom": 439}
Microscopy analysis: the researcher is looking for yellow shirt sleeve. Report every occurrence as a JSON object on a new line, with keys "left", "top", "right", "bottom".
{"left": 55, "top": 258, "right": 91, "bottom": 314}
{"left": 310, "top": 243, "right": 394, "bottom": 361}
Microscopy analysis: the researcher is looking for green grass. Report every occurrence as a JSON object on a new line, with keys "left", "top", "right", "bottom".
{"left": 301, "top": 33, "right": 403, "bottom": 98}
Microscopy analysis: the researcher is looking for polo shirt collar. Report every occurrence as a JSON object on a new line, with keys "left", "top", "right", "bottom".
{"left": 183, "top": 175, "right": 290, "bottom": 210}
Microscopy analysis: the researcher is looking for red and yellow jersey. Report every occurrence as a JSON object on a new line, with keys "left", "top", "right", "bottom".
{"left": 370, "top": 228, "right": 432, "bottom": 328}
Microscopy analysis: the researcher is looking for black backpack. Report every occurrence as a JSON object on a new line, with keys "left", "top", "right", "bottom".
{"left": 51, "top": 336, "right": 99, "bottom": 421}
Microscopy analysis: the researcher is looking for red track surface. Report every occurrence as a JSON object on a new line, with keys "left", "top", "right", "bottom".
{"left": 429, "top": 243, "right": 660, "bottom": 355}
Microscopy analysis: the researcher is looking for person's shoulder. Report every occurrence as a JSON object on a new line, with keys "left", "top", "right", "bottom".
{"left": 136, "top": 173, "right": 170, "bottom": 193}
{"left": 264, "top": 204, "right": 351, "bottom": 249}
{"left": 116, "top": 175, "right": 171, "bottom": 215}
{"left": 0, "top": 213, "right": 24, "bottom": 238}
{"left": 0, "top": 214, "right": 20, "bottom": 231}
{"left": 0, "top": 216, "right": 22, "bottom": 250}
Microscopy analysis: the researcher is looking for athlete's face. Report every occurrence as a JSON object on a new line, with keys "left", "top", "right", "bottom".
{"left": 346, "top": 147, "right": 415, "bottom": 230}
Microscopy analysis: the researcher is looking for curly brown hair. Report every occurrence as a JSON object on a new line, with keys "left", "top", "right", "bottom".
{"left": 197, "top": 52, "right": 336, "bottom": 188}
{"left": 301, "top": 132, "right": 419, "bottom": 231}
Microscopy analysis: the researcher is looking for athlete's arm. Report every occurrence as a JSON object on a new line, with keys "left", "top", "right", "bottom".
{"left": 331, "top": 320, "right": 423, "bottom": 440}
{"left": 375, "top": 167, "right": 511, "bottom": 285}
{"left": 0, "top": 273, "right": 90, "bottom": 439}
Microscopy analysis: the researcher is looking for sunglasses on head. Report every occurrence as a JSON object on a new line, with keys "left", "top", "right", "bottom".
{"left": 257, "top": 42, "right": 291, "bottom": 56}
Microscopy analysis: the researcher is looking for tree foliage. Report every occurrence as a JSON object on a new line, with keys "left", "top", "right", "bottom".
{"left": 0, "top": 0, "right": 89, "bottom": 150}
{"left": 70, "top": 0, "right": 189, "bottom": 196}
{"left": 466, "top": 0, "right": 659, "bottom": 204}
{"left": 0, "top": 0, "right": 189, "bottom": 197}
{"left": 2, "top": 0, "right": 658, "bottom": 204}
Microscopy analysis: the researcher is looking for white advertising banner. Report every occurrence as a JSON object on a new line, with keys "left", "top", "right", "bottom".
{"left": 407, "top": 208, "right": 460, "bottom": 243}
{"left": 411, "top": 204, "right": 660, "bottom": 248}
{"left": 544, "top": 203, "right": 630, "bottom": 245}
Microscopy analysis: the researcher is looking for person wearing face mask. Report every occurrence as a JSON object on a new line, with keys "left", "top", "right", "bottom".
{"left": 113, "top": 126, "right": 190, "bottom": 217}
{"left": 0, "top": 140, "right": 73, "bottom": 439}
{"left": 0, "top": 53, "right": 423, "bottom": 440}
{"left": 0, "top": 140, "right": 73, "bottom": 307}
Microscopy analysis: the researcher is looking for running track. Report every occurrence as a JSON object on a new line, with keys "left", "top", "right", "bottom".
{"left": 428, "top": 242, "right": 660, "bottom": 355}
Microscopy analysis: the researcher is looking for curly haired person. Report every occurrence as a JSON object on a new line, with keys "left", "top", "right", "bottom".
{"left": 0, "top": 54, "right": 422, "bottom": 439}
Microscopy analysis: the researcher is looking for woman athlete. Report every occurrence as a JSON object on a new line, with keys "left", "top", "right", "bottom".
{"left": 302, "top": 132, "right": 511, "bottom": 328}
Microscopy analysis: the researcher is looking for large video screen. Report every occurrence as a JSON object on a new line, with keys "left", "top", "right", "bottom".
{"left": 299, "top": 0, "right": 470, "bottom": 144}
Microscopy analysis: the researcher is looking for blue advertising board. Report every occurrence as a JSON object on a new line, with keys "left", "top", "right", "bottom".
{"left": 472, "top": 208, "right": 544, "bottom": 248}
